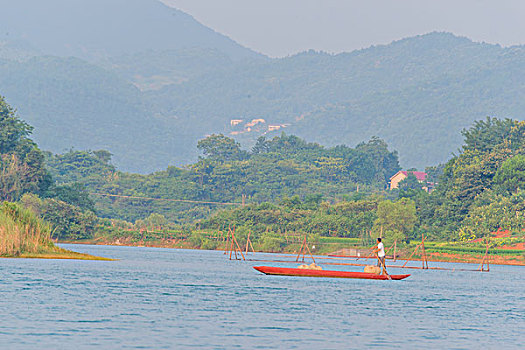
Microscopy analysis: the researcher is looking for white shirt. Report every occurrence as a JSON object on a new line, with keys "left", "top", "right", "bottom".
{"left": 377, "top": 242, "right": 385, "bottom": 257}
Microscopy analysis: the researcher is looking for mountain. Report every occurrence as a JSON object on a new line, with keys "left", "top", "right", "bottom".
{"left": 147, "top": 32, "right": 525, "bottom": 168}
{"left": 1, "top": 1, "right": 524, "bottom": 173}
{"left": 0, "top": 56, "right": 165, "bottom": 168}
{"left": 0, "top": 0, "right": 262, "bottom": 172}
{"left": 0, "top": 0, "right": 261, "bottom": 61}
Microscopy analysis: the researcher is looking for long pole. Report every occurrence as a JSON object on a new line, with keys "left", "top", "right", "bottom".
{"left": 479, "top": 242, "right": 490, "bottom": 272}
{"left": 245, "top": 231, "right": 251, "bottom": 254}
{"left": 296, "top": 236, "right": 306, "bottom": 262}
{"left": 224, "top": 229, "right": 230, "bottom": 255}
{"left": 421, "top": 234, "right": 428, "bottom": 269}
{"left": 305, "top": 242, "right": 316, "bottom": 264}
{"left": 402, "top": 243, "right": 421, "bottom": 268}
{"left": 248, "top": 238, "right": 255, "bottom": 254}
{"left": 393, "top": 240, "right": 397, "bottom": 262}
{"left": 376, "top": 253, "right": 392, "bottom": 280}
{"left": 231, "top": 228, "right": 245, "bottom": 261}
{"left": 229, "top": 233, "right": 234, "bottom": 260}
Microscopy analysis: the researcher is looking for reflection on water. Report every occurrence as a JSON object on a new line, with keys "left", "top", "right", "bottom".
{"left": 0, "top": 244, "right": 523, "bottom": 349}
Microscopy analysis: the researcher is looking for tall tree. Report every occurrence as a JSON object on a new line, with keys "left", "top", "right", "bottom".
{"left": 197, "top": 134, "right": 246, "bottom": 161}
{"left": 494, "top": 155, "right": 525, "bottom": 194}
{"left": 0, "top": 96, "right": 50, "bottom": 201}
{"left": 374, "top": 198, "right": 417, "bottom": 242}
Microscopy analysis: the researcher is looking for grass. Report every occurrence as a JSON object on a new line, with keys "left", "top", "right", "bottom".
{"left": 319, "top": 237, "right": 360, "bottom": 244}
{"left": 0, "top": 202, "right": 113, "bottom": 260}
{"left": 15, "top": 247, "right": 115, "bottom": 260}
{"left": 426, "top": 246, "right": 524, "bottom": 256}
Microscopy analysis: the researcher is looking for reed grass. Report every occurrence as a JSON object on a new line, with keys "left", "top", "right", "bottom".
{"left": 0, "top": 201, "right": 113, "bottom": 260}
{"left": 0, "top": 202, "right": 54, "bottom": 256}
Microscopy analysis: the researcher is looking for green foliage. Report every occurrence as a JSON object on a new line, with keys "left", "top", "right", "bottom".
{"left": 418, "top": 118, "right": 525, "bottom": 239}
{"left": 257, "top": 231, "right": 286, "bottom": 253}
{"left": 0, "top": 201, "right": 54, "bottom": 255}
{"left": 19, "top": 193, "right": 97, "bottom": 240}
{"left": 44, "top": 183, "right": 95, "bottom": 212}
{"left": 45, "top": 150, "right": 116, "bottom": 184}
{"left": 197, "top": 134, "right": 246, "bottom": 161}
{"left": 459, "top": 190, "right": 525, "bottom": 238}
{"left": 398, "top": 173, "right": 424, "bottom": 191}
{"left": 427, "top": 245, "right": 524, "bottom": 256}
{"left": 494, "top": 155, "right": 525, "bottom": 194}
{"left": 0, "top": 97, "right": 33, "bottom": 154}
{"left": 202, "top": 196, "right": 381, "bottom": 242}
{"left": 188, "top": 230, "right": 204, "bottom": 248}
{"left": 0, "top": 96, "right": 50, "bottom": 201}
{"left": 425, "top": 164, "right": 445, "bottom": 184}
{"left": 44, "top": 134, "right": 399, "bottom": 225}
{"left": 374, "top": 198, "right": 417, "bottom": 243}
{"left": 41, "top": 199, "right": 97, "bottom": 240}
{"left": 319, "top": 237, "right": 360, "bottom": 244}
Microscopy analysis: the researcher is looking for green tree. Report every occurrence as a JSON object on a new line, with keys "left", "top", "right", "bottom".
{"left": 145, "top": 213, "right": 167, "bottom": 229}
{"left": 425, "top": 164, "right": 445, "bottom": 184}
{"left": 44, "top": 183, "right": 95, "bottom": 212}
{"left": 356, "top": 136, "right": 401, "bottom": 183}
{"left": 430, "top": 119, "right": 525, "bottom": 229}
{"left": 252, "top": 136, "right": 270, "bottom": 154}
{"left": 374, "top": 198, "right": 417, "bottom": 242}
{"left": 0, "top": 97, "right": 33, "bottom": 154}
{"left": 460, "top": 190, "right": 525, "bottom": 238}
{"left": 0, "top": 97, "right": 50, "bottom": 201}
{"left": 398, "top": 172, "right": 424, "bottom": 191}
{"left": 197, "top": 134, "right": 246, "bottom": 161}
{"left": 40, "top": 199, "right": 97, "bottom": 240}
{"left": 494, "top": 155, "right": 525, "bottom": 194}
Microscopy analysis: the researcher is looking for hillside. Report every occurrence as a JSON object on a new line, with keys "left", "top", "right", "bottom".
{"left": 147, "top": 32, "right": 525, "bottom": 168}
{"left": 0, "top": 56, "right": 184, "bottom": 172}
{"left": 0, "top": 0, "right": 260, "bottom": 61}
{"left": 1, "top": 1, "right": 525, "bottom": 172}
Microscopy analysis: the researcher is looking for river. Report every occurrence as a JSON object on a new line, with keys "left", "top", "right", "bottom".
{"left": 0, "top": 244, "right": 523, "bottom": 349}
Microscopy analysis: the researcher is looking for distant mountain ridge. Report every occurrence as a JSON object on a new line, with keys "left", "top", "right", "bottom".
{"left": 0, "top": 0, "right": 261, "bottom": 61}
{"left": 0, "top": 1, "right": 524, "bottom": 172}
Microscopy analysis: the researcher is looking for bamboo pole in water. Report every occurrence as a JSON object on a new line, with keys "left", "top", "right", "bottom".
{"left": 402, "top": 243, "right": 422, "bottom": 268}
{"left": 479, "top": 242, "right": 490, "bottom": 272}
{"left": 224, "top": 228, "right": 230, "bottom": 255}
{"left": 421, "top": 234, "right": 429, "bottom": 269}
{"left": 294, "top": 236, "right": 316, "bottom": 264}
{"left": 394, "top": 240, "right": 397, "bottom": 262}
{"left": 231, "top": 228, "right": 245, "bottom": 261}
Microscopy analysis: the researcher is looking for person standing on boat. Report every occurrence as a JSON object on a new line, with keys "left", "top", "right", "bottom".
{"left": 373, "top": 238, "right": 388, "bottom": 275}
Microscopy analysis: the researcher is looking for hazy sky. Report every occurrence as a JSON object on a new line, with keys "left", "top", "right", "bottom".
{"left": 161, "top": 0, "right": 525, "bottom": 57}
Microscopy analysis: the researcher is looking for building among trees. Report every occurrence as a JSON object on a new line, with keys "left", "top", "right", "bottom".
{"left": 389, "top": 171, "right": 429, "bottom": 191}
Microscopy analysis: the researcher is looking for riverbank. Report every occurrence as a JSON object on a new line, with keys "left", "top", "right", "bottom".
{"left": 1, "top": 245, "right": 115, "bottom": 260}
{"left": 0, "top": 202, "right": 113, "bottom": 260}
{"left": 60, "top": 238, "right": 525, "bottom": 266}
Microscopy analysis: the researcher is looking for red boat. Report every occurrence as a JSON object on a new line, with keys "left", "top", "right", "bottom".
{"left": 253, "top": 266, "right": 411, "bottom": 280}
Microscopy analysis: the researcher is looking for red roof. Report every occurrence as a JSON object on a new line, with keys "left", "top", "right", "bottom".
{"left": 400, "top": 171, "right": 427, "bottom": 181}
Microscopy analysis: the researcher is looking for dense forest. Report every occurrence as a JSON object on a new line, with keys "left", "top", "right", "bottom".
{"left": 2, "top": 94, "right": 525, "bottom": 246}
{"left": 198, "top": 118, "right": 525, "bottom": 248}
{"left": 44, "top": 132, "right": 400, "bottom": 225}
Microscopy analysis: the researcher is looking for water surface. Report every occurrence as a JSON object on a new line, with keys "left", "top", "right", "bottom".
{"left": 0, "top": 244, "right": 523, "bottom": 349}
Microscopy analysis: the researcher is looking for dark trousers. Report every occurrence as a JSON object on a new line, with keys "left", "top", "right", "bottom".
{"left": 377, "top": 256, "right": 386, "bottom": 268}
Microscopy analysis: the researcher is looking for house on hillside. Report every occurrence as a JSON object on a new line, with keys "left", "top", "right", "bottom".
{"left": 230, "top": 119, "right": 243, "bottom": 126}
{"left": 390, "top": 170, "right": 432, "bottom": 191}
{"left": 246, "top": 118, "right": 266, "bottom": 128}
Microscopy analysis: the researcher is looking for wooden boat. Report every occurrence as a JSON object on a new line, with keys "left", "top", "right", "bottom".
{"left": 253, "top": 266, "right": 411, "bottom": 280}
